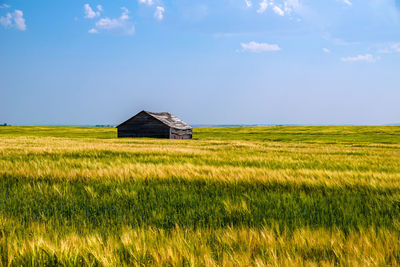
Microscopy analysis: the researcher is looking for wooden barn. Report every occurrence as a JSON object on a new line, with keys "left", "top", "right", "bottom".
{"left": 117, "top": 111, "right": 193, "bottom": 139}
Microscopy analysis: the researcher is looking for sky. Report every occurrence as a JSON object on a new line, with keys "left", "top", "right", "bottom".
{"left": 1, "top": 0, "right": 400, "bottom": 126}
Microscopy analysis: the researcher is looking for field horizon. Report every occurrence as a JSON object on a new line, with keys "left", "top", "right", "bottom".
{"left": 2, "top": 123, "right": 400, "bottom": 127}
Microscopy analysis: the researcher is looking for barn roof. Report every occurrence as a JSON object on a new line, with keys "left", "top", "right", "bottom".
{"left": 146, "top": 111, "right": 192, "bottom": 130}
{"left": 117, "top": 110, "right": 192, "bottom": 130}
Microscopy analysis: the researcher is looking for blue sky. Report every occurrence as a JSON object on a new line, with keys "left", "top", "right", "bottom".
{"left": 1, "top": 0, "right": 400, "bottom": 125}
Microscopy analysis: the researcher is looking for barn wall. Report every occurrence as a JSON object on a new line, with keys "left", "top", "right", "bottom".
{"left": 170, "top": 128, "right": 192, "bottom": 139}
{"left": 118, "top": 112, "right": 170, "bottom": 138}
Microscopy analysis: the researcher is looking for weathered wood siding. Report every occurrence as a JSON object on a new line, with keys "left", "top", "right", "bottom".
{"left": 118, "top": 112, "right": 170, "bottom": 138}
{"left": 170, "top": 128, "right": 192, "bottom": 139}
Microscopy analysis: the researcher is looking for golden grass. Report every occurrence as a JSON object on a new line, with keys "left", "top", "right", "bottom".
{"left": 1, "top": 136, "right": 399, "bottom": 189}
{"left": 1, "top": 222, "right": 399, "bottom": 266}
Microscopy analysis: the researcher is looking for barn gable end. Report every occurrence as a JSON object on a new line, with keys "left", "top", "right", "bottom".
{"left": 117, "top": 111, "right": 192, "bottom": 139}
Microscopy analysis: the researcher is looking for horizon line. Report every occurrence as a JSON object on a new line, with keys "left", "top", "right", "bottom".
{"left": 1, "top": 123, "right": 400, "bottom": 127}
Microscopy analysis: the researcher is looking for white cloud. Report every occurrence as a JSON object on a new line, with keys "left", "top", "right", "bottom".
{"left": 84, "top": 4, "right": 101, "bottom": 19}
{"left": 256, "top": 0, "right": 299, "bottom": 16}
{"left": 138, "top": 0, "right": 154, "bottom": 6}
{"left": 120, "top": 7, "right": 129, "bottom": 20}
{"left": 93, "top": 7, "right": 135, "bottom": 35}
{"left": 154, "top": 6, "right": 165, "bottom": 20}
{"left": 245, "top": 0, "right": 252, "bottom": 8}
{"left": 0, "top": 13, "right": 12, "bottom": 27}
{"left": 340, "top": 0, "right": 352, "bottom": 6}
{"left": 273, "top": 5, "right": 285, "bottom": 16}
{"left": 139, "top": 0, "right": 165, "bottom": 21}
{"left": 0, "top": 4, "right": 10, "bottom": 8}
{"left": 88, "top": 28, "right": 98, "bottom": 34}
{"left": 0, "top": 9, "right": 26, "bottom": 31}
{"left": 240, "top": 41, "right": 281, "bottom": 52}
{"left": 323, "top": 48, "right": 331, "bottom": 53}
{"left": 96, "top": 17, "right": 119, "bottom": 29}
{"left": 13, "top": 10, "right": 25, "bottom": 30}
{"left": 341, "top": 54, "right": 378, "bottom": 63}
{"left": 257, "top": 0, "right": 268, "bottom": 13}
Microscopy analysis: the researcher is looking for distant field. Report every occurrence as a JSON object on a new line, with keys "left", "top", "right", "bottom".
{"left": 0, "top": 126, "right": 399, "bottom": 266}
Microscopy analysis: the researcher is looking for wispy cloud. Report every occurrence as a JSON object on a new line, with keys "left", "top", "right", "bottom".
{"left": 273, "top": 5, "right": 285, "bottom": 16}
{"left": 322, "top": 33, "right": 359, "bottom": 46}
{"left": 283, "top": 0, "right": 300, "bottom": 15}
{"left": 0, "top": 9, "right": 26, "bottom": 31}
{"left": 0, "top": 13, "right": 11, "bottom": 27}
{"left": 154, "top": 6, "right": 165, "bottom": 20}
{"left": 88, "top": 28, "right": 98, "bottom": 34}
{"left": 90, "top": 7, "right": 135, "bottom": 35}
{"left": 257, "top": 0, "right": 268, "bottom": 14}
{"left": 138, "top": 0, "right": 154, "bottom": 6}
{"left": 138, "top": 0, "right": 165, "bottom": 21}
{"left": 339, "top": 0, "right": 352, "bottom": 6}
{"left": 341, "top": 54, "right": 378, "bottom": 63}
{"left": 84, "top": 4, "right": 102, "bottom": 19}
{"left": 0, "top": 4, "right": 10, "bottom": 8}
{"left": 256, "top": 0, "right": 300, "bottom": 16}
{"left": 322, "top": 48, "right": 331, "bottom": 53}
{"left": 245, "top": 0, "right": 252, "bottom": 8}
{"left": 240, "top": 41, "right": 281, "bottom": 52}
{"left": 378, "top": 42, "right": 400, "bottom": 54}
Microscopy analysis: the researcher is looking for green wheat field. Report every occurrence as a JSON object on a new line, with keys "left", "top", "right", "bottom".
{"left": 1, "top": 126, "right": 400, "bottom": 266}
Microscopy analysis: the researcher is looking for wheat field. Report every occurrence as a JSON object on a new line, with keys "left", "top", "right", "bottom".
{"left": 0, "top": 126, "right": 400, "bottom": 266}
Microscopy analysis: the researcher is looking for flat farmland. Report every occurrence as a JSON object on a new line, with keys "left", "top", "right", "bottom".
{"left": 0, "top": 126, "right": 400, "bottom": 266}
